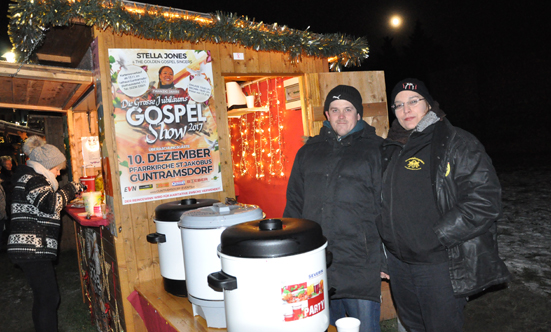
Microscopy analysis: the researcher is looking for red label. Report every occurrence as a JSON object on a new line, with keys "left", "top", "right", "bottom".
{"left": 282, "top": 280, "right": 325, "bottom": 322}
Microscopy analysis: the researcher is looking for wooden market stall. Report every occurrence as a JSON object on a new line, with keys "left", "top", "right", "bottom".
{"left": 5, "top": 1, "right": 392, "bottom": 331}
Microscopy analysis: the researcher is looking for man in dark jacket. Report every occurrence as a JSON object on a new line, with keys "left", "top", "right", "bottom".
{"left": 284, "top": 85, "right": 384, "bottom": 332}
{"left": 379, "top": 78, "right": 510, "bottom": 332}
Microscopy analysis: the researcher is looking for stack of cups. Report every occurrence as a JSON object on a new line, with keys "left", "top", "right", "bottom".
{"left": 82, "top": 191, "right": 103, "bottom": 217}
{"left": 335, "top": 317, "right": 361, "bottom": 332}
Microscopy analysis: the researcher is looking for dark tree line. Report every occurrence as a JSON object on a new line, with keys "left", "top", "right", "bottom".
{"left": 353, "top": 20, "right": 551, "bottom": 157}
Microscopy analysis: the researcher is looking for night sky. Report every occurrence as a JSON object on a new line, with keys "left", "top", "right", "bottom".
{"left": 1, "top": 0, "right": 548, "bottom": 155}
{"left": 1, "top": 0, "right": 544, "bottom": 64}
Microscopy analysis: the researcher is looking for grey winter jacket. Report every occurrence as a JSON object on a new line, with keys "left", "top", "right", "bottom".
{"left": 380, "top": 117, "right": 510, "bottom": 297}
{"left": 284, "top": 120, "right": 384, "bottom": 302}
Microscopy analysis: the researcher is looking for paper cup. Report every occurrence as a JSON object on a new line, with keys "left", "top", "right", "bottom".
{"left": 83, "top": 191, "right": 102, "bottom": 216}
{"left": 246, "top": 95, "right": 255, "bottom": 108}
{"left": 335, "top": 317, "right": 361, "bottom": 332}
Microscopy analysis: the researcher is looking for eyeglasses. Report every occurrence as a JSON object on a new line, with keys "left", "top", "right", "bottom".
{"left": 391, "top": 98, "right": 425, "bottom": 111}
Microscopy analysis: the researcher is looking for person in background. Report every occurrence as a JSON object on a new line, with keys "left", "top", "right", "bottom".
{"left": 7, "top": 136, "right": 86, "bottom": 332}
{"left": 0, "top": 155, "right": 14, "bottom": 170}
{"left": 284, "top": 85, "right": 385, "bottom": 332}
{"left": 0, "top": 155, "right": 15, "bottom": 201}
{"left": 1, "top": 155, "right": 15, "bottom": 246}
{"left": 378, "top": 78, "right": 510, "bottom": 332}
{"left": 0, "top": 178, "right": 6, "bottom": 250}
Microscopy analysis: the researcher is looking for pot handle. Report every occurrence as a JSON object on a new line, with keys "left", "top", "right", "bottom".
{"left": 208, "top": 271, "right": 237, "bottom": 291}
{"left": 326, "top": 250, "right": 333, "bottom": 268}
{"left": 146, "top": 232, "right": 166, "bottom": 244}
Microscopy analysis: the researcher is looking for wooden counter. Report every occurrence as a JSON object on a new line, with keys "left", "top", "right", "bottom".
{"left": 65, "top": 205, "right": 109, "bottom": 227}
{"left": 133, "top": 280, "right": 338, "bottom": 332}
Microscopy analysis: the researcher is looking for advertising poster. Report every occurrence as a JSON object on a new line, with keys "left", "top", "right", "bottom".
{"left": 81, "top": 136, "right": 101, "bottom": 168}
{"left": 108, "top": 49, "right": 222, "bottom": 205}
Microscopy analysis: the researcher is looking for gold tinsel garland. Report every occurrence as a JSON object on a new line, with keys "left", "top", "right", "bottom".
{"left": 8, "top": 0, "right": 369, "bottom": 71}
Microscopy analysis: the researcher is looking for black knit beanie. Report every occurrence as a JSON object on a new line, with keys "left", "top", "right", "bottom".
{"left": 390, "top": 78, "right": 434, "bottom": 109}
{"left": 324, "top": 85, "right": 363, "bottom": 118}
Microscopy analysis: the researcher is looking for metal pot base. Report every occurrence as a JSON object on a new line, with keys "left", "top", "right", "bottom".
{"left": 189, "top": 295, "right": 226, "bottom": 328}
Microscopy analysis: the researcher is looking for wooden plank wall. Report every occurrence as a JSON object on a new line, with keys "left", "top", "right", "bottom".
{"left": 93, "top": 26, "right": 328, "bottom": 332}
{"left": 304, "top": 71, "right": 389, "bottom": 138}
{"left": 67, "top": 92, "right": 102, "bottom": 180}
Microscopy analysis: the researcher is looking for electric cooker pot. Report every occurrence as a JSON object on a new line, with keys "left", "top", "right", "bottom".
{"left": 208, "top": 218, "right": 329, "bottom": 332}
{"left": 146, "top": 198, "right": 218, "bottom": 296}
{"left": 178, "top": 202, "right": 263, "bottom": 328}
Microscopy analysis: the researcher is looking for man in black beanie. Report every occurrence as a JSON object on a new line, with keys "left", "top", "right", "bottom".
{"left": 284, "top": 85, "right": 385, "bottom": 332}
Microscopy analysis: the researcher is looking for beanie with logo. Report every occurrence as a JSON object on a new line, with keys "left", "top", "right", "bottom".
{"left": 390, "top": 78, "right": 434, "bottom": 110}
{"left": 324, "top": 85, "right": 364, "bottom": 118}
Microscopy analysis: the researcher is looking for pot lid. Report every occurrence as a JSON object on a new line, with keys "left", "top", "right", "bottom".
{"left": 178, "top": 203, "right": 263, "bottom": 229}
{"left": 219, "top": 218, "right": 326, "bottom": 258}
{"left": 154, "top": 198, "right": 219, "bottom": 221}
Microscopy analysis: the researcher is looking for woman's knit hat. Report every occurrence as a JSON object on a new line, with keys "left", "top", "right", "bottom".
{"left": 23, "top": 136, "right": 66, "bottom": 170}
{"left": 324, "top": 85, "right": 364, "bottom": 118}
{"left": 390, "top": 78, "right": 434, "bottom": 108}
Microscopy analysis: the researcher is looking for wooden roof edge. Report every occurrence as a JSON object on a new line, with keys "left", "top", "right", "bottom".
{"left": 62, "top": 82, "right": 95, "bottom": 111}
{"left": 0, "top": 62, "right": 93, "bottom": 84}
{"left": 0, "top": 102, "right": 66, "bottom": 113}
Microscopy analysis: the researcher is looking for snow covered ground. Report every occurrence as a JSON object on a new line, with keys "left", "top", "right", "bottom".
{"left": 496, "top": 161, "right": 551, "bottom": 297}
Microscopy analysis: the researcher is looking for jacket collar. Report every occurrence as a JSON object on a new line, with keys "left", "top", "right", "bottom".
{"left": 312, "top": 120, "right": 375, "bottom": 145}
{"left": 387, "top": 101, "right": 446, "bottom": 144}
{"left": 323, "top": 119, "right": 366, "bottom": 141}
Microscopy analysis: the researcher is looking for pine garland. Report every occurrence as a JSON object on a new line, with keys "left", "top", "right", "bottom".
{"left": 8, "top": 0, "right": 369, "bottom": 71}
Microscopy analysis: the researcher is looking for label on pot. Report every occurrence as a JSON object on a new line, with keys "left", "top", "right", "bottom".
{"left": 281, "top": 270, "right": 325, "bottom": 322}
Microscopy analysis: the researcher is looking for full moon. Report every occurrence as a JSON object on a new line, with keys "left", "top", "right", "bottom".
{"left": 390, "top": 15, "right": 402, "bottom": 28}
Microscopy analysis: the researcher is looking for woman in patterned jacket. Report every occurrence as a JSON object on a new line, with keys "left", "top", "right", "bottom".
{"left": 7, "top": 136, "right": 85, "bottom": 332}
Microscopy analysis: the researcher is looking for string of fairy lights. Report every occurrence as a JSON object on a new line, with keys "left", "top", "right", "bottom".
{"left": 230, "top": 78, "right": 286, "bottom": 180}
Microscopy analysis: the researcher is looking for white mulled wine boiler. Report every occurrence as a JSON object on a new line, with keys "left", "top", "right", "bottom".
{"left": 147, "top": 198, "right": 218, "bottom": 296}
{"left": 208, "top": 218, "right": 330, "bottom": 332}
{"left": 178, "top": 202, "right": 263, "bottom": 328}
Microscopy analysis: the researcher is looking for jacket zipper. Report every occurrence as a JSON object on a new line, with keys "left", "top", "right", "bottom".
{"left": 387, "top": 142, "right": 405, "bottom": 260}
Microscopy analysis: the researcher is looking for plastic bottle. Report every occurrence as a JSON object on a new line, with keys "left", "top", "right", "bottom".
{"left": 95, "top": 170, "right": 104, "bottom": 193}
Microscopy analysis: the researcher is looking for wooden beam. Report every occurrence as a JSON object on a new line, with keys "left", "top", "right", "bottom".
{"left": 0, "top": 62, "right": 93, "bottom": 84}
{"left": 35, "top": 53, "right": 73, "bottom": 63}
{"left": 362, "top": 102, "right": 389, "bottom": 118}
{"left": 0, "top": 102, "right": 65, "bottom": 112}
{"left": 62, "top": 82, "right": 95, "bottom": 110}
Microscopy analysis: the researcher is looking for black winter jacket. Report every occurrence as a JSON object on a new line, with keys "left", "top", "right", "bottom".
{"left": 284, "top": 121, "right": 383, "bottom": 302}
{"left": 8, "top": 165, "right": 79, "bottom": 262}
{"left": 380, "top": 117, "right": 510, "bottom": 297}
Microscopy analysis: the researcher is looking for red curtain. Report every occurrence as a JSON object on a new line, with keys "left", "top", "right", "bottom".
{"left": 229, "top": 78, "right": 305, "bottom": 218}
